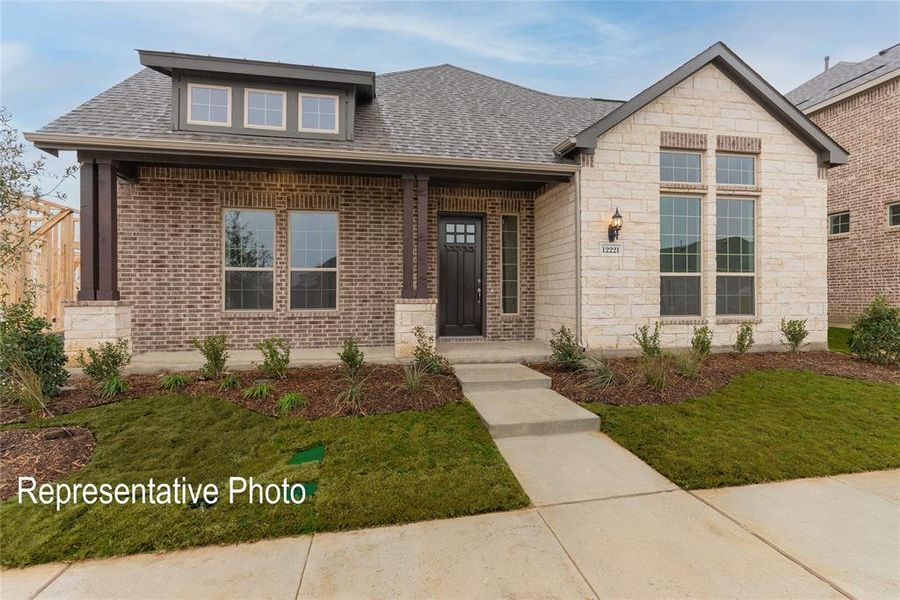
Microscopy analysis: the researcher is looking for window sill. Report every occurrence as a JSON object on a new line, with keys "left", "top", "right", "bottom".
{"left": 660, "top": 317, "right": 708, "bottom": 325}
{"left": 716, "top": 317, "right": 762, "bottom": 325}
{"left": 716, "top": 184, "right": 762, "bottom": 196}
{"left": 659, "top": 182, "right": 705, "bottom": 193}
{"left": 221, "top": 310, "right": 276, "bottom": 318}
{"left": 287, "top": 309, "right": 340, "bottom": 316}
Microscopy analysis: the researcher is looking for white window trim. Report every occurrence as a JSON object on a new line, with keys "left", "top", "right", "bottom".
{"left": 659, "top": 194, "right": 703, "bottom": 317}
{"left": 243, "top": 88, "right": 287, "bottom": 131}
{"left": 288, "top": 210, "right": 340, "bottom": 312}
{"left": 715, "top": 197, "right": 757, "bottom": 317}
{"left": 500, "top": 213, "right": 520, "bottom": 316}
{"left": 222, "top": 209, "right": 275, "bottom": 312}
{"left": 187, "top": 83, "right": 232, "bottom": 127}
{"left": 715, "top": 152, "right": 757, "bottom": 186}
{"left": 659, "top": 150, "right": 704, "bottom": 184}
{"left": 828, "top": 210, "right": 851, "bottom": 236}
{"left": 298, "top": 93, "right": 340, "bottom": 134}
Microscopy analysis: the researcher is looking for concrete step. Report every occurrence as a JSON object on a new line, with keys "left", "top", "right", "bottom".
{"left": 465, "top": 388, "right": 601, "bottom": 438}
{"left": 454, "top": 363, "right": 551, "bottom": 393}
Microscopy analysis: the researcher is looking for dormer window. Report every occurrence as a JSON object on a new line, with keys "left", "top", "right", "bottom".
{"left": 245, "top": 89, "right": 286, "bottom": 130}
{"left": 187, "top": 84, "right": 231, "bottom": 126}
{"left": 299, "top": 93, "right": 339, "bottom": 133}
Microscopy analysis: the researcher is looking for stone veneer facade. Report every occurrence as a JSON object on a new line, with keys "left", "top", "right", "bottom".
{"left": 117, "top": 168, "right": 535, "bottom": 352}
{"left": 805, "top": 77, "right": 900, "bottom": 324}
{"left": 579, "top": 63, "right": 829, "bottom": 352}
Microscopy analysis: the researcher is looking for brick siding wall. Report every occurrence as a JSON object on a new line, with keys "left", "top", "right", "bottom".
{"left": 118, "top": 167, "right": 535, "bottom": 351}
{"left": 807, "top": 78, "right": 900, "bottom": 323}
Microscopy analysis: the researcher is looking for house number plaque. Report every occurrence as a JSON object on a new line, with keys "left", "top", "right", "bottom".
{"left": 600, "top": 243, "right": 622, "bottom": 255}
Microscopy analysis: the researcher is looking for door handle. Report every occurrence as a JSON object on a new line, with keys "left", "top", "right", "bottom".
{"left": 476, "top": 278, "right": 482, "bottom": 304}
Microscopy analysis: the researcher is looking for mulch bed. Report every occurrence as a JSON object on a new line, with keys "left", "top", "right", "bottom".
{"left": 0, "top": 365, "right": 463, "bottom": 424}
{"left": 530, "top": 351, "right": 900, "bottom": 406}
{"left": 0, "top": 426, "right": 96, "bottom": 501}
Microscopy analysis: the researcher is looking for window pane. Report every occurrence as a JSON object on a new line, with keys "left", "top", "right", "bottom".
{"left": 190, "top": 86, "right": 229, "bottom": 123}
{"left": 661, "top": 276, "right": 701, "bottom": 316}
{"left": 224, "top": 210, "right": 274, "bottom": 268}
{"left": 716, "top": 198, "right": 754, "bottom": 273}
{"left": 247, "top": 91, "right": 283, "bottom": 127}
{"left": 660, "top": 152, "right": 701, "bottom": 183}
{"left": 829, "top": 212, "right": 850, "bottom": 234}
{"left": 716, "top": 154, "right": 755, "bottom": 185}
{"left": 716, "top": 276, "right": 754, "bottom": 315}
{"left": 301, "top": 96, "right": 337, "bottom": 131}
{"left": 890, "top": 205, "right": 900, "bottom": 227}
{"left": 501, "top": 215, "right": 519, "bottom": 313}
{"left": 224, "top": 271, "right": 273, "bottom": 310}
{"left": 660, "top": 196, "right": 701, "bottom": 274}
{"left": 291, "top": 271, "right": 337, "bottom": 310}
{"left": 290, "top": 212, "right": 338, "bottom": 269}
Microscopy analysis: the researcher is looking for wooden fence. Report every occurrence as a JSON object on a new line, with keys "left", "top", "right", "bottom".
{"left": 2, "top": 198, "right": 80, "bottom": 329}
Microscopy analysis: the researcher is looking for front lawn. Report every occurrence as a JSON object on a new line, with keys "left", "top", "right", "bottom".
{"left": 0, "top": 395, "right": 528, "bottom": 568}
{"left": 828, "top": 326, "right": 852, "bottom": 353}
{"left": 586, "top": 370, "right": 900, "bottom": 489}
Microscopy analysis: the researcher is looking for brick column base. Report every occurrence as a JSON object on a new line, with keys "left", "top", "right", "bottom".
{"left": 394, "top": 298, "right": 437, "bottom": 359}
{"left": 62, "top": 300, "right": 133, "bottom": 359}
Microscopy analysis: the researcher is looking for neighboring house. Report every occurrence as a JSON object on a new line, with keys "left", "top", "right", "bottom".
{"left": 787, "top": 43, "right": 900, "bottom": 325}
{"left": 27, "top": 42, "right": 847, "bottom": 358}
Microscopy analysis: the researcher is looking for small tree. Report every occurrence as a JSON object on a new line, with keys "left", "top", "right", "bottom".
{"left": 633, "top": 323, "right": 662, "bottom": 357}
{"left": 549, "top": 326, "right": 584, "bottom": 370}
{"left": 780, "top": 319, "right": 809, "bottom": 352}
{"left": 850, "top": 296, "right": 900, "bottom": 366}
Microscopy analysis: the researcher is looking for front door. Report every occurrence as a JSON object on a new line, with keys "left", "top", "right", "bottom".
{"left": 439, "top": 215, "right": 484, "bottom": 337}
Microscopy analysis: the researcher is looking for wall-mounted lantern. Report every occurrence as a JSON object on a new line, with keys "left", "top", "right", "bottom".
{"left": 608, "top": 208, "right": 623, "bottom": 242}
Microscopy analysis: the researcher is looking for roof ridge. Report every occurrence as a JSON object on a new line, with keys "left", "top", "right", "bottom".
{"left": 379, "top": 63, "right": 623, "bottom": 103}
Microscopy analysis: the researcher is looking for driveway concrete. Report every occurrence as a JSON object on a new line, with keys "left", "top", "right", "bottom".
{"left": 696, "top": 470, "right": 900, "bottom": 600}
{"left": 496, "top": 431, "right": 676, "bottom": 505}
{"left": 0, "top": 563, "right": 66, "bottom": 600}
{"left": 297, "top": 510, "right": 594, "bottom": 600}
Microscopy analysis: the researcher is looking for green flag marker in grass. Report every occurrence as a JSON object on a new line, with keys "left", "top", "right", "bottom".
{"left": 289, "top": 444, "right": 325, "bottom": 465}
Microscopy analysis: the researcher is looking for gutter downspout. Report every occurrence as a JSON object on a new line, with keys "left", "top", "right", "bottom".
{"left": 574, "top": 167, "right": 583, "bottom": 347}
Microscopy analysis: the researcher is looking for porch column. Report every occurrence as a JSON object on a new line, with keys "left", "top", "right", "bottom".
{"left": 96, "top": 159, "right": 119, "bottom": 300}
{"left": 415, "top": 174, "right": 429, "bottom": 298}
{"left": 77, "top": 161, "right": 98, "bottom": 300}
{"left": 401, "top": 174, "right": 415, "bottom": 298}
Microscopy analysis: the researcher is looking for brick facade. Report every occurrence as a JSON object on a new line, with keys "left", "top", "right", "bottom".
{"left": 118, "top": 167, "right": 534, "bottom": 352}
{"left": 806, "top": 78, "right": 900, "bottom": 324}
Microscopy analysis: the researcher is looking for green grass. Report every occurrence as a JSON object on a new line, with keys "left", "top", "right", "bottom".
{"left": 828, "top": 326, "right": 852, "bottom": 353}
{"left": 585, "top": 370, "right": 900, "bottom": 490}
{"left": 1, "top": 396, "right": 528, "bottom": 568}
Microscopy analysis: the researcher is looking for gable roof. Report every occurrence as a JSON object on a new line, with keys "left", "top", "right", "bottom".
{"left": 555, "top": 42, "right": 848, "bottom": 166}
{"left": 786, "top": 43, "right": 900, "bottom": 113}
{"left": 28, "top": 61, "right": 621, "bottom": 167}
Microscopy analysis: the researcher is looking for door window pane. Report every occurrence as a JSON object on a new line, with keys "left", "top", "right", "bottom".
{"left": 501, "top": 215, "right": 518, "bottom": 314}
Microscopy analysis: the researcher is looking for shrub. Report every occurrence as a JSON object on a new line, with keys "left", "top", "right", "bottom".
{"left": 580, "top": 354, "right": 614, "bottom": 389}
{"left": 780, "top": 318, "right": 809, "bottom": 352}
{"left": 277, "top": 391, "right": 308, "bottom": 416}
{"left": 338, "top": 337, "right": 365, "bottom": 378}
{"left": 691, "top": 326, "right": 712, "bottom": 358}
{"left": 256, "top": 337, "right": 289, "bottom": 379}
{"left": 640, "top": 356, "right": 667, "bottom": 391}
{"left": 549, "top": 326, "right": 585, "bottom": 370}
{"left": 191, "top": 334, "right": 228, "bottom": 380}
{"left": 633, "top": 323, "right": 662, "bottom": 357}
{"left": 218, "top": 372, "right": 240, "bottom": 391}
{"left": 0, "top": 297, "right": 68, "bottom": 397}
{"left": 669, "top": 350, "right": 701, "bottom": 379}
{"left": 242, "top": 382, "right": 272, "bottom": 400}
{"left": 733, "top": 323, "right": 755, "bottom": 354}
{"left": 337, "top": 372, "right": 366, "bottom": 414}
{"left": 158, "top": 373, "right": 191, "bottom": 391}
{"left": 402, "top": 363, "right": 428, "bottom": 393}
{"left": 77, "top": 339, "right": 131, "bottom": 397}
{"left": 850, "top": 296, "right": 900, "bottom": 366}
{"left": 3, "top": 360, "right": 51, "bottom": 422}
{"left": 412, "top": 326, "right": 451, "bottom": 374}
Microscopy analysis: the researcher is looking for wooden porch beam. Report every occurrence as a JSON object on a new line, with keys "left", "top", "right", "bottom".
{"left": 96, "top": 159, "right": 120, "bottom": 301}
{"left": 77, "top": 161, "right": 98, "bottom": 301}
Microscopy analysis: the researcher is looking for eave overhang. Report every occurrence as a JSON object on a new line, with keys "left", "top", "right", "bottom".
{"left": 556, "top": 41, "right": 850, "bottom": 167}
{"left": 138, "top": 50, "right": 376, "bottom": 102}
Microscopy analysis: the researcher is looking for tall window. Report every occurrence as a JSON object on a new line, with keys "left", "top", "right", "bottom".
{"left": 188, "top": 84, "right": 231, "bottom": 126}
{"left": 223, "top": 210, "right": 274, "bottom": 310}
{"left": 501, "top": 215, "right": 519, "bottom": 314}
{"left": 829, "top": 212, "right": 850, "bottom": 235}
{"left": 716, "top": 198, "right": 755, "bottom": 315}
{"left": 716, "top": 154, "right": 756, "bottom": 185}
{"left": 245, "top": 89, "right": 286, "bottom": 130}
{"left": 299, "top": 94, "right": 338, "bottom": 133}
{"left": 660, "top": 196, "right": 701, "bottom": 316}
{"left": 290, "top": 212, "right": 338, "bottom": 310}
{"left": 660, "top": 151, "right": 702, "bottom": 183}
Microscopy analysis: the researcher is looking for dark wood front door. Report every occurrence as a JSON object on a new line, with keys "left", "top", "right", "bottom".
{"left": 439, "top": 215, "right": 484, "bottom": 337}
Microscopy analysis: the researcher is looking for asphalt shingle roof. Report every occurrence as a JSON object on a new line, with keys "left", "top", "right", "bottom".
{"left": 38, "top": 64, "right": 623, "bottom": 165}
{"left": 786, "top": 43, "right": 900, "bottom": 110}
